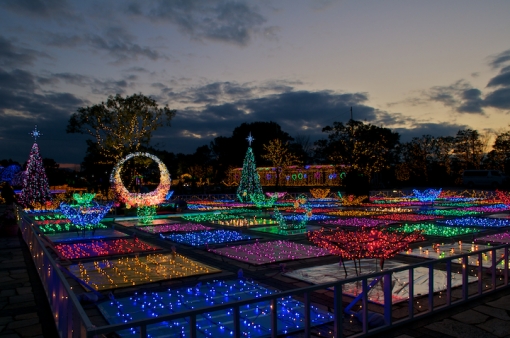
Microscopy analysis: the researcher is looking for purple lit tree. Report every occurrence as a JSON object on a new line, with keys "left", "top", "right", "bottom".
{"left": 18, "top": 126, "right": 52, "bottom": 207}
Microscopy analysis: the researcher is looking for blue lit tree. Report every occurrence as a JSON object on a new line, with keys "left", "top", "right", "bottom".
{"left": 237, "top": 133, "right": 263, "bottom": 202}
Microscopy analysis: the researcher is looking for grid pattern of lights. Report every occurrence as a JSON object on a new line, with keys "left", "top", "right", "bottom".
{"left": 437, "top": 217, "right": 510, "bottom": 228}
{"left": 209, "top": 240, "right": 331, "bottom": 265}
{"left": 391, "top": 223, "right": 480, "bottom": 237}
{"left": 371, "top": 213, "right": 443, "bottom": 222}
{"left": 475, "top": 232, "right": 510, "bottom": 244}
{"left": 67, "top": 253, "right": 221, "bottom": 290}
{"left": 97, "top": 279, "right": 334, "bottom": 337}
{"left": 136, "top": 223, "right": 213, "bottom": 234}
{"left": 54, "top": 238, "right": 160, "bottom": 260}
{"left": 160, "top": 230, "right": 253, "bottom": 246}
{"left": 320, "top": 217, "right": 391, "bottom": 227}
{"left": 37, "top": 222, "right": 108, "bottom": 233}
{"left": 417, "top": 209, "right": 483, "bottom": 217}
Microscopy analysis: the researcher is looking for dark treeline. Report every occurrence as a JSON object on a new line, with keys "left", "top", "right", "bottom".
{"left": 4, "top": 120, "right": 509, "bottom": 193}
{"left": 77, "top": 120, "right": 510, "bottom": 193}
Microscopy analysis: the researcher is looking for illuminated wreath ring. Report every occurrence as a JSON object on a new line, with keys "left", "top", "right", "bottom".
{"left": 110, "top": 152, "right": 171, "bottom": 207}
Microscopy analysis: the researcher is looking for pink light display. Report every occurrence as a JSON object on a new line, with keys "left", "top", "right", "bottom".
{"left": 371, "top": 214, "right": 443, "bottom": 222}
{"left": 54, "top": 238, "right": 160, "bottom": 259}
{"left": 136, "top": 223, "right": 213, "bottom": 234}
{"left": 475, "top": 232, "right": 510, "bottom": 244}
{"left": 209, "top": 240, "right": 331, "bottom": 265}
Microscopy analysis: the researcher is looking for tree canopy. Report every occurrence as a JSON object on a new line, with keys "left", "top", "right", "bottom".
{"left": 67, "top": 93, "right": 176, "bottom": 164}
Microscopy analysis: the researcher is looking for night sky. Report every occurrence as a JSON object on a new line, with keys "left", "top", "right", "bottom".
{"left": 1, "top": 0, "right": 509, "bottom": 166}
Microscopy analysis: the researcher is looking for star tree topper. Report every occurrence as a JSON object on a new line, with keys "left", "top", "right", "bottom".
{"left": 30, "top": 125, "right": 42, "bottom": 142}
{"left": 246, "top": 132, "right": 254, "bottom": 146}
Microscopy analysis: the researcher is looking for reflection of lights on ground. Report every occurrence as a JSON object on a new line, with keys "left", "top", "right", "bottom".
{"left": 209, "top": 240, "right": 330, "bottom": 265}
{"left": 67, "top": 253, "right": 220, "bottom": 290}
{"left": 97, "top": 279, "right": 334, "bottom": 338}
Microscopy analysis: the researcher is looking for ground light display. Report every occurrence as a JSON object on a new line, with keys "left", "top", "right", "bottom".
{"left": 67, "top": 253, "right": 221, "bottom": 290}
{"left": 159, "top": 230, "right": 255, "bottom": 246}
{"left": 16, "top": 184, "right": 510, "bottom": 337}
{"left": 54, "top": 238, "right": 161, "bottom": 259}
{"left": 209, "top": 240, "right": 331, "bottom": 265}
{"left": 308, "top": 227, "right": 424, "bottom": 274}
{"left": 97, "top": 279, "right": 334, "bottom": 338}
{"left": 392, "top": 222, "right": 481, "bottom": 237}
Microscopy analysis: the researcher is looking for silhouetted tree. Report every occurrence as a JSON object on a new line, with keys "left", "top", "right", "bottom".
{"left": 67, "top": 93, "right": 176, "bottom": 164}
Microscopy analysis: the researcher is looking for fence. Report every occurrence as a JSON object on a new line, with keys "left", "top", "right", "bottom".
{"left": 17, "top": 206, "right": 510, "bottom": 337}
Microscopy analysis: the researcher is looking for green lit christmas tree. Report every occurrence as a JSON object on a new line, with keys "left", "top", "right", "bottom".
{"left": 237, "top": 133, "right": 263, "bottom": 202}
{"left": 19, "top": 126, "right": 52, "bottom": 208}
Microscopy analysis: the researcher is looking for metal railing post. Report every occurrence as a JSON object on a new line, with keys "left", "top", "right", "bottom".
{"left": 408, "top": 268, "right": 414, "bottom": 320}
{"left": 304, "top": 292, "right": 311, "bottom": 337}
{"left": 271, "top": 299, "right": 278, "bottom": 338}
{"left": 334, "top": 285, "right": 343, "bottom": 338}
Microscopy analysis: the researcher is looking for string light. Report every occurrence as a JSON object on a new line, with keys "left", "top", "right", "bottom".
{"left": 438, "top": 217, "right": 510, "bottom": 228}
{"left": 320, "top": 217, "right": 391, "bottom": 227}
{"left": 59, "top": 201, "right": 113, "bottom": 227}
{"left": 308, "top": 227, "right": 424, "bottom": 267}
{"left": 97, "top": 279, "right": 334, "bottom": 337}
{"left": 54, "top": 238, "right": 160, "bottom": 260}
{"left": 412, "top": 189, "right": 442, "bottom": 202}
{"left": 136, "top": 223, "right": 213, "bottom": 234}
{"left": 110, "top": 152, "right": 171, "bottom": 207}
{"left": 18, "top": 142, "right": 52, "bottom": 208}
{"left": 160, "top": 230, "right": 254, "bottom": 246}
{"left": 209, "top": 240, "right": 331, "bottom": 265}
{"left": 237, "top": 140, "right": 263, "bottom": 202}
{"left": 391, "top": 223, "right": 480, "bottom": 237}
{"left": 67, "top": 253, "right": 221, "bottom": 290}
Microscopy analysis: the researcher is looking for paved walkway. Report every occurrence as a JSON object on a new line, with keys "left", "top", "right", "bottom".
{"left": 0, "top": 229, "right": 58, "bottom": 338}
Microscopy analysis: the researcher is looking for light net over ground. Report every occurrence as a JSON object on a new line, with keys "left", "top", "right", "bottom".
{"left": 97, "top": 279, "right": 334, "bottom": 338}
{"left": 67, "top": 253, "right": 221, "bottom": 290}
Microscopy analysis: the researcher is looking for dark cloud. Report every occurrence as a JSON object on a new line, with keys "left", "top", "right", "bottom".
{"left": 488, "top": 49, "right": 510, "bottom": 70}
{"left": 152, "top": 88, "right": 379, "bottom": 155}
{"left": 427, "top": 80, "right": 485, "bottom": 114}
{"left": 484, "top": 87, "right": 510, "bottom": 110}
{"left": 395, "top": 122, "right": 469, "bottom": 143}
{"left": 0, "top": 36, "right": 45, "bottom": 68}
{"left": 126, "top": 0, "right": 270, "bottom": 46}
{"left": 44, "top": 27, "right": 168, "bottom": 64}
{"left": 3, "top": 0, "right": 75, "bottom": 19}
{"left": 41, "top": 72, "right": 133, "bottom": 96}
{"left": 487, "top": 66, "right": 510, "bottom": 87}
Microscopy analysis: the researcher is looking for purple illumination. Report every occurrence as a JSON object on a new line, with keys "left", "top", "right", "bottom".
{"left": 209, "top": 240, "right": 331, "bottom": 265}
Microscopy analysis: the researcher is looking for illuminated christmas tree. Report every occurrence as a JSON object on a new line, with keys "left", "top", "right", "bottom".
{"left": 19, "top": 126, "right": 52, "bottom": 208}
{"left": 237, "top": 133, "right": 263, "bottom": 202}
